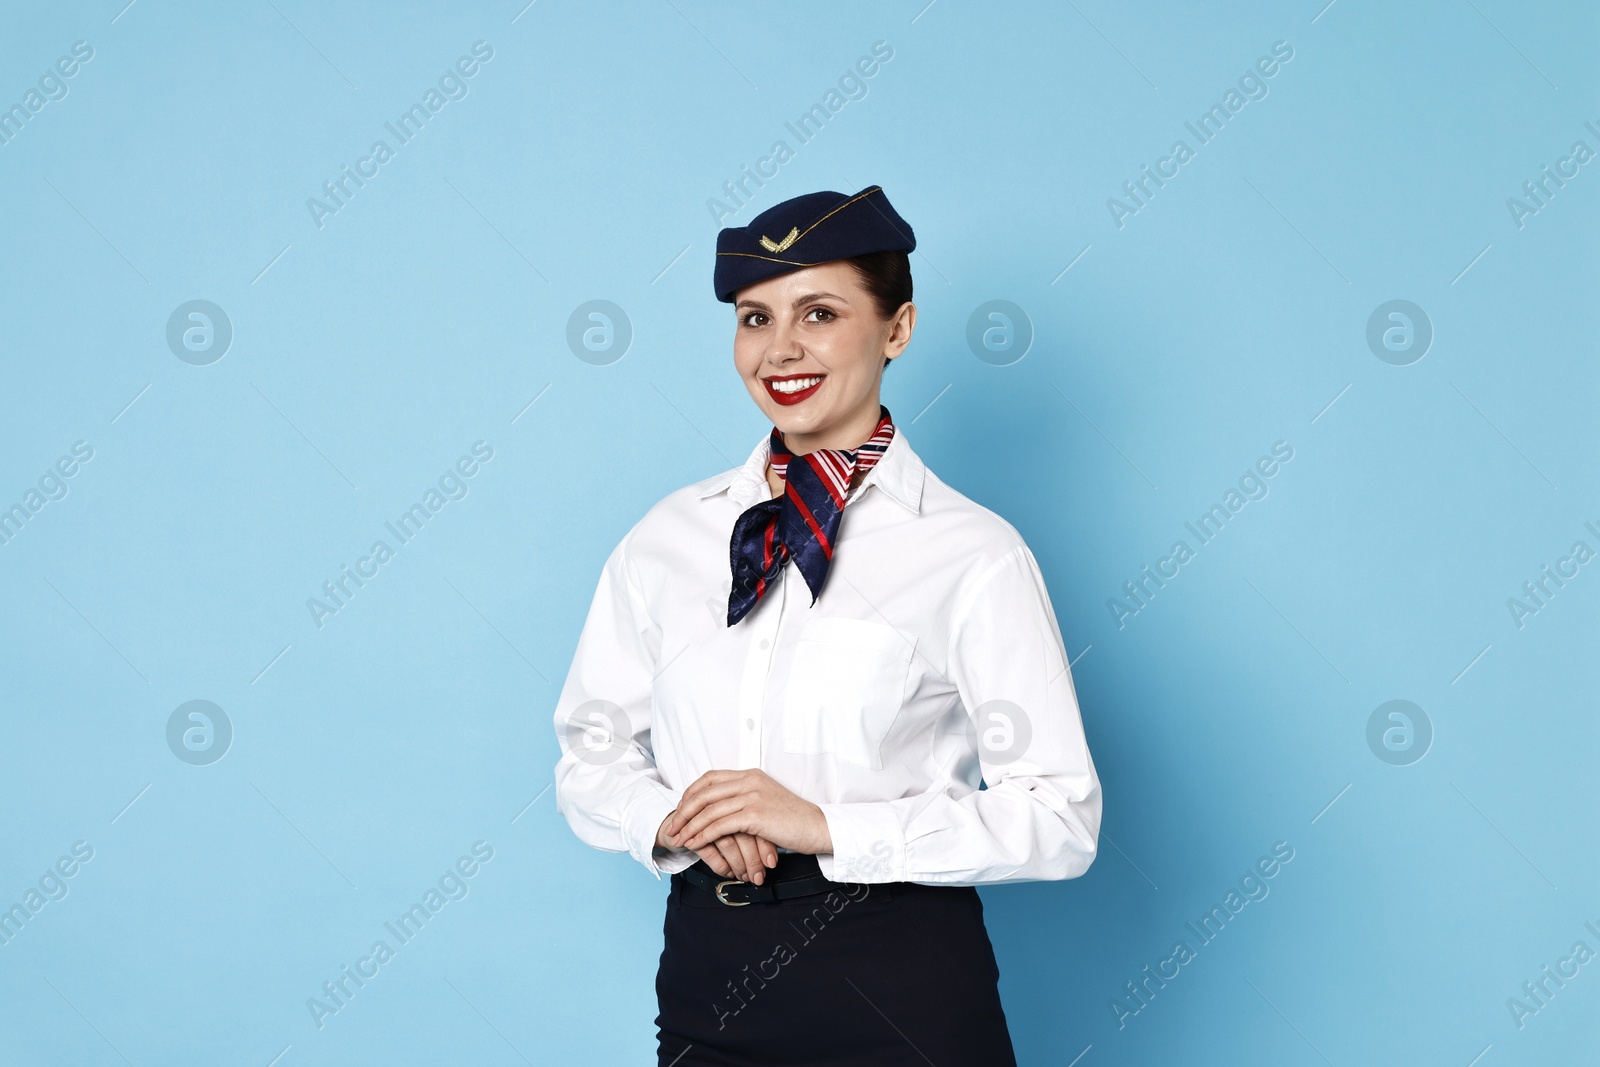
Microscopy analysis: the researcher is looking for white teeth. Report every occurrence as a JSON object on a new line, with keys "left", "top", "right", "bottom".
{"left": 770, "top": 376, "right": 823, "bottom": 394}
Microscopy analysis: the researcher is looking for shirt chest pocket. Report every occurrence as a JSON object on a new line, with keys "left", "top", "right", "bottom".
{"left": 781, "top": 617, "right": 916, "bottom": 771}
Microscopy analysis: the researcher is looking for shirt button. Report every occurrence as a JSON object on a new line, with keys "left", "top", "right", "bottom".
{"left": 759, "top": 638, "right": 770, "bottom": 649}
{"left": 745, "top": 718, "right": 755, "bottom": 730}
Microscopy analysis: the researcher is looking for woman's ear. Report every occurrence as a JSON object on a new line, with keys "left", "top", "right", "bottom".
{"left": 884, "top": 302, "right": 916, "bottom": 360}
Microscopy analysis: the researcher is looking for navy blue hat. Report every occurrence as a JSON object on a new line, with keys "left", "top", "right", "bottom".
{"left": 714, "top": 185, "right": 915, "bottom": 303}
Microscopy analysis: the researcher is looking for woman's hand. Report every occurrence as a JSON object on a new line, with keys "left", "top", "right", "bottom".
{"left": 657, "top": 821, "right": 776, "bottom": 884}
{"left": 664, "top": 769, "right": 834, "bottom": 858}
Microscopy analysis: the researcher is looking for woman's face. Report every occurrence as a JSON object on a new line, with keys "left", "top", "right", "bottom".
{"left": 732, "top": 261, "right": 915, "bottom": 454}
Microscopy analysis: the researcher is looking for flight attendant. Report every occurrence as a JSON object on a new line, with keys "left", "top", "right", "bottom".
{"left": 553, "top": 185, "right": 1101, "bottom": 1067}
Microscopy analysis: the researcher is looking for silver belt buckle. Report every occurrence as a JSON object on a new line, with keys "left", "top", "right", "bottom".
{"left": 714, "top": 879, "right": 751, "bottom": 906}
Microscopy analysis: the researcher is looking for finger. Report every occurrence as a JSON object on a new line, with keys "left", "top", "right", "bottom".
{"left": 696, "top": 846, "right": 732, "bottom": 878}
{"left": 667, "top": 773, "right": 719, "bottom": 833}
{"left": 732, "top": 833, "right": 765, "bottom": 885}
{"left": 670, "top": 776, "right": 751, "bottom": 834}
{"left": 667, "top": 774, "right": 726, "bottom": 834}
{"left": 678, "top": 798, "right": 749, "bottom": 850}
{"left": 756, "top": 835, "right": 779, "bottom": 868}
{"left": 714, "top": 837, "right": 749, "bottom": 881}
{"left": 687, "top": 815, "right": 755, "bottom": 852}
{"left": 666, "top": 779, "right": 708, "bottom": 836}
{"left": 677, "top": 797, "right": 742, "bottom": 847}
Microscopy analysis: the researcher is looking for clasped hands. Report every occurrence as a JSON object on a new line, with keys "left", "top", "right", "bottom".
{"left": 656, "top": 768, "right": 832, "bottom": 886}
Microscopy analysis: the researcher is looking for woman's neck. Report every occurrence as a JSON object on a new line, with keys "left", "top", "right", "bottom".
{"left": 764, "top": 400, "right": 882, "bottom": 499}
{"left": 776, "top": 400, "right": 882, "bottom": 457}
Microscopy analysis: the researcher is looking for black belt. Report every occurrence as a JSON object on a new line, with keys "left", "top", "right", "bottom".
{"left": 678, "top": 852, "right": 847, "bottom": 906}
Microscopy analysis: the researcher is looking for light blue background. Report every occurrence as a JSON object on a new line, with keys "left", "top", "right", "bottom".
{"left": 2, "top": 1, "right": 1596, "bottom": 1064}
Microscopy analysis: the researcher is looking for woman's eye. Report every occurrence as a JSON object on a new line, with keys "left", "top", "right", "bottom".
{"left": 740, "top": 312, "right": 767, "bottom": 328}
{"left": 805, "top": 307, "right": 835, "bottom": 323}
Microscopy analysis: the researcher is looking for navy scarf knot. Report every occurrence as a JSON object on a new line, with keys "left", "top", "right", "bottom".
{"left": 726, "top": 407, "right": 895, "bottom": 626}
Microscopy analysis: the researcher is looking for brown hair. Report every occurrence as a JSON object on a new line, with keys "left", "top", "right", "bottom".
{"left": 845, "top": 250, "right": 913, "bottom": 369}
{"left": 846, "top": 249, "right": 914, "bottom": 319}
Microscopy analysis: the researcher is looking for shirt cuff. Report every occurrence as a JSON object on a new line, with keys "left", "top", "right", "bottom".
{"left": 652, "top": 848, "right": 701, "bottom": 877}
{"left": 815, "top": 800, "right": 907, "bottom": 883}
{"left": 620, "top": 783, "right": 682, "bottom": 880}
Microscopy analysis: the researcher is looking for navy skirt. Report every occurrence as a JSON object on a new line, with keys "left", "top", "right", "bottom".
{"left": 655, "top": 856, "right": 1017, "bottom": 1066}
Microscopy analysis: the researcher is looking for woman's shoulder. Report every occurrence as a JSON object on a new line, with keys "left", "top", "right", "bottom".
{"left": 917, "top": 465, "right": 1033, "bottom": 560}
{"left": 608, "top": 461, "right": 753, "bottom": 563}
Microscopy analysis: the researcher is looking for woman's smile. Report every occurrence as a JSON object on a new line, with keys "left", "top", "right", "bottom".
{"left": 762, "top": 373, "right": 826, "bottom": 405}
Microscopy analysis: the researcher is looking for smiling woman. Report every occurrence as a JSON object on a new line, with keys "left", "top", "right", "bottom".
{"left": 552, "top": 185, "right": 1102, "bottom": 1067}
{"left": 743, "top": 248, "right": 914, "bottom": 397}
{"left": 732, "top": 260, "right": 914, "bottom": 462}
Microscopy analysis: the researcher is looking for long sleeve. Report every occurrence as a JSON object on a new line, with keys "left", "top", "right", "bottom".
{"left": 551, "top": 529, "right": 693, "bottom": 880}
{"left": 816, "top": 543, "right": 1102, "bottom": 886}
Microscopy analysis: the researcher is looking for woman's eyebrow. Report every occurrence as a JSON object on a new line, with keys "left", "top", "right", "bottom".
{"left": 735, "top": 292, "right": 847, "bottom": 313}
{"left": 792, "top": 291, "right": 845, "bottom": 306}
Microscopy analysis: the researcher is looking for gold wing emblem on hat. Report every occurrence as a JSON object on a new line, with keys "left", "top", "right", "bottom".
{"left": 758, "top": 226, "right": 800, "bottom": 253}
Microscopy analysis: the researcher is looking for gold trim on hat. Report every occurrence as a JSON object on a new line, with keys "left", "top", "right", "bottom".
{"left": 723, "top": 186, "right": 885, "bottom": 260}
{"left": 717, "top": 251, "right": 826, "bottom": 267}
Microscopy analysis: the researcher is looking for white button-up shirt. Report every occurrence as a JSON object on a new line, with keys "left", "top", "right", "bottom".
{"left": 552, "top": 425, "right": 1101, "bottom": 886}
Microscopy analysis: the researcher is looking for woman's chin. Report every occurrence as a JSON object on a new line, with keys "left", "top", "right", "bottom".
{"left": 759, "top": 396, "right": 816, "bottom": 426}
{"left": 771, "top": 409, "right": 831, "bottom": 437}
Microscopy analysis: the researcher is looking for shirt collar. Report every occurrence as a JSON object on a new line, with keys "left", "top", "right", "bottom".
{"left": 697, "top": 423, "right": 926, "bottom": 514}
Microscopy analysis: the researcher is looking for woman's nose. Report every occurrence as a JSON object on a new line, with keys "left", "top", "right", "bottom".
{"left": 767, "top": 318, "right": 803, "bottom": 363}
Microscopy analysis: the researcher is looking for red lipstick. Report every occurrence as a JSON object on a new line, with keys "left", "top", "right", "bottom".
{"left": 762, "top": 373, "right": 825, "bottom": 406}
